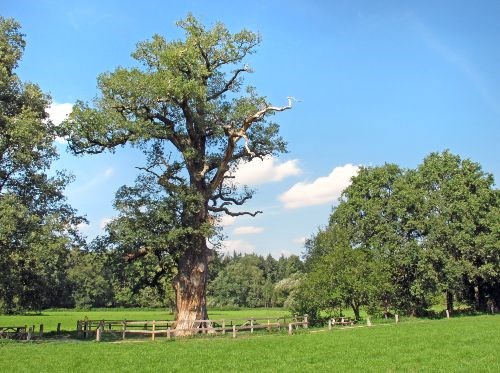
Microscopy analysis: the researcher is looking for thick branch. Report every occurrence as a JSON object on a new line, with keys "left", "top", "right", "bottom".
{"left": 241, "top": 97, "right": 295, "bottom": 133}
{"left": 208, "top": 97, "right": 295, "bottom": 192}
{"left": 208, "top": 205, "right": 262, "bottom": 217}
{"left": 123, "top": 247, "right": 148, "bottom": 262}
{"left": 207, "top": 67, "right": 247, "bottom": 101}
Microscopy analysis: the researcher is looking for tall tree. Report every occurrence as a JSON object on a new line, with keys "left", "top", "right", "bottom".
{"left": 414, "top": 151, "right": 499, "bottom": 311}
{"left": 0, "top": 17, "right": 83, "bottom": 313}
{"left": 62, "top": 15, "right": 293, "bottom": 332}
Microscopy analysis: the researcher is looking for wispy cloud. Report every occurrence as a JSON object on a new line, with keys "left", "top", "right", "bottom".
{"left": 220, "top": 239, "right": 256, "bottom": 255}
{"left": 410, "top": 15, "right": 500, "bottom": 114}
{"left": 279, "top": 164, "right": 359, "bottom": 209}
{"left": 70, "top": 167, "right": 115, "bottom": 195}
{"left": 233, "top": 226, "right": 264, "bottom": 235}
{"left": 234, "top": 156, "right": 301, "bottom": 186}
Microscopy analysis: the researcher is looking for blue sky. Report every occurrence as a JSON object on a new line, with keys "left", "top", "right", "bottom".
{"left": 4, "top": 0, "right": 499, "bottom": 257}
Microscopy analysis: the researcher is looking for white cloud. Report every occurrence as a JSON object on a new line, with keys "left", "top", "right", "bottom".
{"left": 233, "top": 226, "right": 264, "bottom": 235}
{"left": 279, "top": 164, "right": 359, "bottom": 209}
{"left": 99, "top": 217, "right": 112, "bottom": 230}
{"left": 234, "top": 156, "right": 301, "bottom": 185}
{"left": 293, "top": 236, "right": 307, "bottom": 245}
{"left": 47, "top": 102, "right": 73, "bottom": 125}
{"left": 219, "top": 239, "right": 256, "bottom": 255}
{"left": 46, "top": 102, "right": 73, "bottom": 143}
{"left": 218, "top": 215, "right": 236, "bottom": 227}
{"left": 77, "top": 222, "right": 91, "bottom": 232}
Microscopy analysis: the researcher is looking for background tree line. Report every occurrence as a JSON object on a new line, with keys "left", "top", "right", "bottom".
{"left": 65, "top": 250, "right": 303, "bottom": 310}
{"left": 292, "top": 151, "right": 499, "bottom": 322}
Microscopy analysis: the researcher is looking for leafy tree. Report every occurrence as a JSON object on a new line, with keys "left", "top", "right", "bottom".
{"left": 62, "top": 15, "right": 293, "bottom": 331}
{"left": 297, "top": 226, "right": 390, "bottom": 320}
{"left": 208, "top": 258, "right": 266, "bottom": 307}
{"left": 413, "top": 151, "right": 499, "bottom": 311}
{"left": 298, "top": 151, "right": 498, "bottom": 318}
{"left": 0, "top": 17, "right": 83, "bottom": 313}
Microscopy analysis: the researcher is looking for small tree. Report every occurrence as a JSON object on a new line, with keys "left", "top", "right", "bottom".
{"left": 62, "top": 15, "right": 293, "bottom": 332}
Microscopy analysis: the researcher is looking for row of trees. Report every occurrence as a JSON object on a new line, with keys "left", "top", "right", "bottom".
{"left": 66, "top": 250, "right": 303, "bottom": 310}
{"left": 292, "top": 151, "right": 499, "bottom": 322}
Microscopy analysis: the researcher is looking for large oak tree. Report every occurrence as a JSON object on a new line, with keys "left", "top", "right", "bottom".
{"left": 62, "top": 15, "right": 293, "bottom": 332}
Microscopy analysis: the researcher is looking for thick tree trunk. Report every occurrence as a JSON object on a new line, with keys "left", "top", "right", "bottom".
{"left": 351, "top": 302, "right": 361, "bottom": 321}
{"left": 173, "top": 234, "right": 210, "bottom": 336}
{"left": 446, "top": 290, "right": 454, "bottom": 313}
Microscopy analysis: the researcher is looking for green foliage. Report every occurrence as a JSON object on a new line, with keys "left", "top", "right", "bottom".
{"left": 296, "top": 151, "right": 499, "bottom": 319}
{"left": 60, "top": 14, "right": 292, "bottom": 314}
{"left": 0, "top": 17, "right": 84, "bottom": 313}
{"left": 208, "top": 253, "right": 303, "bottom": 308}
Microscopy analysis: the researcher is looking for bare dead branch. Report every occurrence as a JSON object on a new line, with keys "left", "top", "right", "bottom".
{"left": 207, "top": 67, "right": 247, "bottom": 101}
{"left": 207, "top": 205, "right": 262, "bottom": 217}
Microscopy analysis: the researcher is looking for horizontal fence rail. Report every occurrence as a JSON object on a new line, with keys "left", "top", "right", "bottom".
{"left": 76, "top": 315, "right": 309, "bottom": 341}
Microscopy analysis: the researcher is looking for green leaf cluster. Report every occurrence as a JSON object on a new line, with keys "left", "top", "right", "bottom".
{"left": 295, "top": 151, "right": 499, "bottom": 320}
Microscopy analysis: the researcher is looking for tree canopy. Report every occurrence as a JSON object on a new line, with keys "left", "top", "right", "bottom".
{"left": 0, "top": 17, "right": 84, "bottom": 313}
{"left": 61, "top": 14, "right": 294, "bottom": 330}
{"left": 295, "top": 151, "right": 499, "bottom": 321}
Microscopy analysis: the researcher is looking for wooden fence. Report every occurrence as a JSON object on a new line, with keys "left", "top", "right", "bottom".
{"left": 77, "top": 315, "right": 309, "bottom": 341}
{"left": 0, "top": 323, "right": 53, "bottom": 340}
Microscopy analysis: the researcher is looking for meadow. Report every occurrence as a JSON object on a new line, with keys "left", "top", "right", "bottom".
{"left": 0, "top": 309, "right": 498, "bottom": 372}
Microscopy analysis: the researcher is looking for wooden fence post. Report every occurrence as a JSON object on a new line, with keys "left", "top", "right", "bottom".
{"left": 57, "top": 323, "right": 61, "bottom": 334}
{"left": 328, "top": 319, "right": 332, "bottom": 330}
{"left": 167, "top": 326, "right": 171, "bottom": 340}
{"left": 27, "top": 327, "right": 33, "bottom": 341}
{"left": 304, "top": 315, "right": 308, "bottom": 328}
{"left": 232, "top": 325, "right": 236, "bottom": 338}
{"left": 122, "top": 320, "right": 127, "bottom": 340}
{"left": 395, "top": 314, "right": 399, "bottom": 324}
{"left": 288, "top": 323, "right": 293, "bottom": 335}
{"left": 367, "top": 317, "right": 372, "bottom": 327}
{"left": 39, "top": 324, "right": 44, "bottom": 338}
{"left": 222, "top": 320, "right": 226, "bottom": 335}
{"left": 152, "top": 321, "right": 156, "bottom": 341}
{"left": 77, "top": 321, "right": 82, "bottom": 338}
{"left": 250, "top": 318, "right": 254, "bottom": 334}
{"left": 96, "top": 327, "right": 101, "bottom": 342}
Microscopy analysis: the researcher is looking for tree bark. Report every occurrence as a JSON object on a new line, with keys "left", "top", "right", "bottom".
{"left": 351, "top": 302, "right": 361, "bottom": 321}
{"left": 172, "top": 233, "right": 210, "bottom": 336}
{"left": 446, "top": 290, "right": 454, "bottom": 313}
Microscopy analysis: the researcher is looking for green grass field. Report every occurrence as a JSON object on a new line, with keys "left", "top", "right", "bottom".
{"left": 0, "top": 311, "right": 498, "bottom": 372}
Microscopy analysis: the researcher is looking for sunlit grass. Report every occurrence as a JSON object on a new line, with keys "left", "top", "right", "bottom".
{"left": 0, "top": 313, "right": 498, "bottom": 372}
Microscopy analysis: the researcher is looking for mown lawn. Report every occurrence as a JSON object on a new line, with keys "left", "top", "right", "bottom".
{"left": 0, "top": 314, "right": 498, "bottom": 372}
